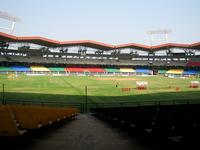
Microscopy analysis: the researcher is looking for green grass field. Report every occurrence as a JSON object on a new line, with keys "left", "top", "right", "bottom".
{"left": 0, "top": 74, "right": 200, "bottom": 105}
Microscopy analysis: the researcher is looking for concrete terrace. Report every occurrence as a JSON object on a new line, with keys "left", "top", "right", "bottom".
{"left": 0, "top": 114, "right": 183, "bottom": 150}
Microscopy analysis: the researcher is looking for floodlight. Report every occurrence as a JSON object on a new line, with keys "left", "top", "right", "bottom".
{"left": 147, "top": 29, "right": 172, "bottom": 47}
{"left": 0, "top": 10, "right": 21, "bottom": 34}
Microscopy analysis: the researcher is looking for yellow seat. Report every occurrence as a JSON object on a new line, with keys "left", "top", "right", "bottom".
{"left": 10, "top": 105, "right": 40, "bottom": 129}
{"left": 0, "top": 105, "right": 19, "bottom": 136}
{"left": 0, "top": 105, "right": 79, "bottom": 137}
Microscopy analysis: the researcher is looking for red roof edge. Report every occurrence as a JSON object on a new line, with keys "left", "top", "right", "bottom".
{"left": 0, "top": 32, "right": 199, "bottom": 51}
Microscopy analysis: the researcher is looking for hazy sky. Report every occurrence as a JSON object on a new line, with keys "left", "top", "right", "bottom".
{"left": 0, "top": 0, "right": 200, "bottom": 45}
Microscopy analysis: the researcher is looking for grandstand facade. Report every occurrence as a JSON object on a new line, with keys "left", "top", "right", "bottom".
{"left": 0, "top": 32, "right": 200, "bottom": 76}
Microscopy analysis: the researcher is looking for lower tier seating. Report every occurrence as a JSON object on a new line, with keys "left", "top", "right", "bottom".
{"left": 66, "top": 67, "right": 105, "bottom": 73}
{"left": 0, "top": 65, "right": 199, "bottom": 75}
{"left": 187, "top": 61, "right": 200, "bottom": 67}
{"left": 166, "top": 69, "right": 184, "bottom": 74}
{"left": 91, "top": 104, "right": 200, "bottom": 139}
{"left": 0, "top": 105, "right": 79, "bottom": 137}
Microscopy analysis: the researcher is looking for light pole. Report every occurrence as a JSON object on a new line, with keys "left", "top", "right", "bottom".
{"left": 2, "top": 84, "right": 5, "bottom": 105}
{"left": 85, "top": 86, "right": 88, "bottom": 112}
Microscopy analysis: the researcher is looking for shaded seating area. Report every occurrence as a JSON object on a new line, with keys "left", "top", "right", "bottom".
{"left": 91, "top": 104, "right": 200, "bottom": 142}
{"left": 0, "top": 105, "right": 79, "bottom": 137}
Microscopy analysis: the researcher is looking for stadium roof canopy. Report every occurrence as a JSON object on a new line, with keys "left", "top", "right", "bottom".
{"left": 0, "top": 32, "right": 200, "bottom": 51}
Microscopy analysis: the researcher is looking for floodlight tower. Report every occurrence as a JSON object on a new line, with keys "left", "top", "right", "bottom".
{"left": 0, "top": 10, "right": 21, "bottom": 34}
{"left": 146, "top": 29, "right": 172, "bottom": 64}
{"left": 147, "top": 29, "right": 172, "bottom": 47}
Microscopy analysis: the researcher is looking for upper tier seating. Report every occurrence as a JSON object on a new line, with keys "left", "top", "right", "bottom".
{"left": 8, "top": 56, "right": 30, "bottom": 63}
{"left": 132, "top": 60, "right": 149, "bottom": 66}
{"left": 169, "top": 61, "right": 186, "bottom": 66}
{"left": 0, "top": 55, "right": 8, "bottom": 62}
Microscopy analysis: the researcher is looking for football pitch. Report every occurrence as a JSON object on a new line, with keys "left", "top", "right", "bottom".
{"left": 0, "top": 74, "right": 200, "bottom": 105}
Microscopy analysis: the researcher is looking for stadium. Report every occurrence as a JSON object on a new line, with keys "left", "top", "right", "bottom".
{"left": 1, "top": 2, "right": 200, "bottom": 149}
{"left": 1, "top": 31, "right": 200, "bottom": 149}
{"left": 0, "top": 31, "right": 200, "bottom": 106}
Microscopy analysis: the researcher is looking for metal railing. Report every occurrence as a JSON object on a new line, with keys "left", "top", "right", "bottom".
{"left": 2, "top": 98, "right": 200, "bottom": 113}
